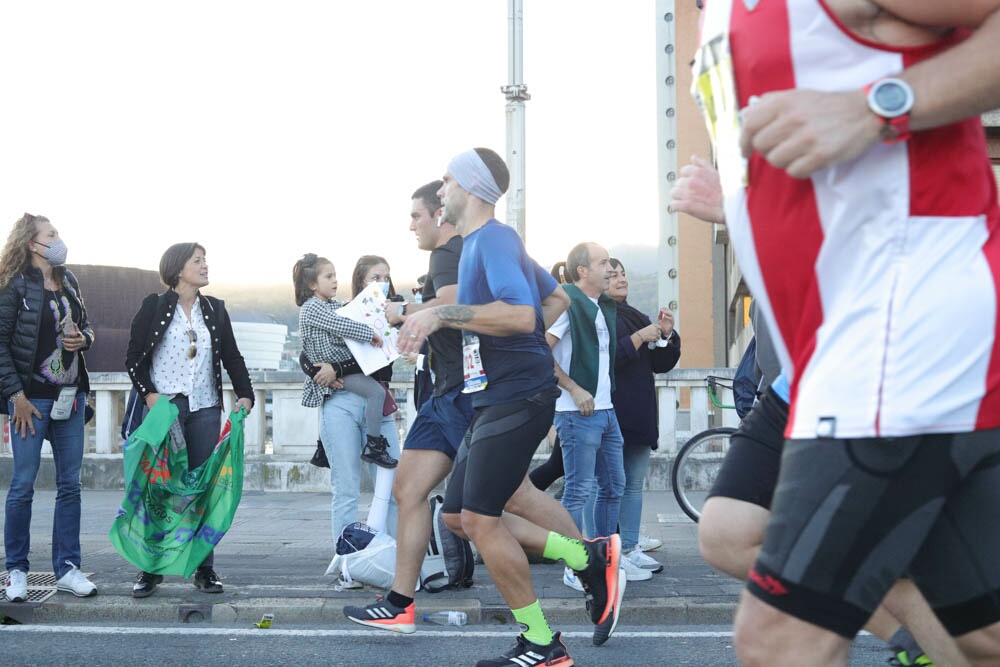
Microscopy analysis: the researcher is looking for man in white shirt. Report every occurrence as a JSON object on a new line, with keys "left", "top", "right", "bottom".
{"left": 546, "top": 243, "right": 632, "bottom": 585}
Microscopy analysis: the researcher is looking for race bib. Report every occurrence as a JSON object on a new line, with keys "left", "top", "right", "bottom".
{"left": 462, "top": 334, "right": 487, "bottom": 393}
{"left": 691, "top": 32, "right": 747, "bottom": 193}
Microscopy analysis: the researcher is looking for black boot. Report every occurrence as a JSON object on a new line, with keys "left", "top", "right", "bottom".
{"left": 361, "top": 434, "right": 398, "bottom": 469}
{"left": 193, "top": 566, "right": 223, "bottom": 593}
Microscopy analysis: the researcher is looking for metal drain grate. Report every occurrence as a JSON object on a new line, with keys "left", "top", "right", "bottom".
{"left": 1, "top": 571, "right": 64, "bottom": 604}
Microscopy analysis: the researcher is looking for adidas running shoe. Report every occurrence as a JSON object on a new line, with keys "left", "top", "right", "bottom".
{"left": 475, "top": 631, "right": 574, "bottom": 667}
{"left": 343, "top": 595, "right": 416, "bottom": 634}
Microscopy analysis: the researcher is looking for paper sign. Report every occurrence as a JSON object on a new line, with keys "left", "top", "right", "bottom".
{"left": 336, "top": 283, "right": 400, "bottom": 375}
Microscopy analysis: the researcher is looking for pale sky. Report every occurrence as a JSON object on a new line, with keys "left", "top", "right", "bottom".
{"left": 2, "top": 1, "right": 659, "bottom": 288}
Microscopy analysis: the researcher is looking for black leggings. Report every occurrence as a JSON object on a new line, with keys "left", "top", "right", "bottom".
{"left": 529, "top": 435, "right": 564, "bottom": 491}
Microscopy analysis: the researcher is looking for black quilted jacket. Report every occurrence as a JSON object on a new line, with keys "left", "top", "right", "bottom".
{"left": 0, "top": 266, "right": 94, "bottom": 411}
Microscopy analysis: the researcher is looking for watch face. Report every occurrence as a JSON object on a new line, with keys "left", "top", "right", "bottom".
{"left": 872, "top": 80, "right": 913, "bottom": 117}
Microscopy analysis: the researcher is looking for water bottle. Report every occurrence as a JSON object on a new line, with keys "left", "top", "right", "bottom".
{"left": 423, "top": 611, "right": 468, "bottom": 626}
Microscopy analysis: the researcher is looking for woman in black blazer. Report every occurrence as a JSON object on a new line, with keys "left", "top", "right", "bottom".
{"left": 125, "top": 242, "right": 254, "bottom": 598}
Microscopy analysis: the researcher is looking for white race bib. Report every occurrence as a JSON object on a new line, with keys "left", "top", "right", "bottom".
{"left": 461, "top": 334, "right": 488, "bottom": 393}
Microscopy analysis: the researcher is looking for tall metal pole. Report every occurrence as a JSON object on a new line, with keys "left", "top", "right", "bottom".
{"left": 655, "top": 1, "right": 680, "bottom": 325}
{"left": 503, "top": 0, "right": 530, "bottom": 241}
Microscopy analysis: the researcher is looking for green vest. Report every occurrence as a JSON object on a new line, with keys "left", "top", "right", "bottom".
{"left": 563, "top": 283, "right": 617, "bottom": 396}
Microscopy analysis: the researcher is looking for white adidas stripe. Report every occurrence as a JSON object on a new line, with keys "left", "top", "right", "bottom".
{"left": 509, "top": 651, "right": 544, "bottom": 667}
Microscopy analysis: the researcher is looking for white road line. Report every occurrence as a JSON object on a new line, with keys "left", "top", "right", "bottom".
{"left": 0, "top": 625, "right": 733, "bottom": 639}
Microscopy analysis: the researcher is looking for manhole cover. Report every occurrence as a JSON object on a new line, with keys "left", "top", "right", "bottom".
{"left": 1, "top": 571, "right": 83, "bottom": 604}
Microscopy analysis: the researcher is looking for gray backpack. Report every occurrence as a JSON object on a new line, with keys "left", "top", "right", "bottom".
{"left": 420, "top": 495, "right": 474, "bottom": 593}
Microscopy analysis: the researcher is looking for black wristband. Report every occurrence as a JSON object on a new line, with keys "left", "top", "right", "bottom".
{"left": 299, "top": 351, "right": 319, "bottom": 378}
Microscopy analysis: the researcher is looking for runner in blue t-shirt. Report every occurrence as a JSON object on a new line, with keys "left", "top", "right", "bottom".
{"left": 399, "top": 148, "right": 625, "bottom": 665}
{"left": 455, "top": 218, "right": 558, "bottom": 406}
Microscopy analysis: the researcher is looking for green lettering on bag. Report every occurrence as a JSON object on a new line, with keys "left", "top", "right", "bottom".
{"left": 109, "top": 397, "right": 245, "bottom": 577}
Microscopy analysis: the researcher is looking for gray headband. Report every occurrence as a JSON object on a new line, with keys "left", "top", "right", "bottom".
{"left": 447, "top": 150, "right": 503, "bottom": 206}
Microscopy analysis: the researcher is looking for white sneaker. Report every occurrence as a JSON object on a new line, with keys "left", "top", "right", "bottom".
{"left": 625, "top": 548, "right": 664, "bottom": 573}
{"left": 638, "top": 534, "right": 662, "bottom": 552}
{"left": 336, "top": 576, "right": 363, "bottom": 590}
{"left": 4, "top": 569, "right": 27, "bottom": 602}
{"left": 562, "top": 566, "right": 584, "bottom": 592}
{"left": 55, "top": 562, "right": 97, "bottom": 597}
{"left": 620, "top": 554, "right": 652, "bottom": 581}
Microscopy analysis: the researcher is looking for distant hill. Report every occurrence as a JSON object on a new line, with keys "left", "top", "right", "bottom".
{"left": 609, "top": 244, "right": 659, "bottom": 276}
{"left": 608, "top": 244, "right": 662, "bottom": 319}
{"left": 210, "top": 281, "right": 421, "bottom": 332}
{"left": 211, "top": 243, "right": 667, "bottom": 331}
{"left": 211, "top": 282, "right": 300, "bottom": 330}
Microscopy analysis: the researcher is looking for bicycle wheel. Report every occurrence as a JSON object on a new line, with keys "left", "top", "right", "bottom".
{"left": 671, "top": 427, "right": 737, "bottom": 523}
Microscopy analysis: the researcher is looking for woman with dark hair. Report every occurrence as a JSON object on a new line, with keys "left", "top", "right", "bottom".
{"left": 606, "top": 257, "right": 680, "bottom": 571}
{"left": 124, "top": 242, "right": 254, "bottom": 598}
{"left": 0, "top": 213, "right": 97, "bottom": 602}
{"left": 351, "top": 254, "right": 398, "bottom": 301}
{"left": 305, "top": 254, "right": 400, "bottom": 582}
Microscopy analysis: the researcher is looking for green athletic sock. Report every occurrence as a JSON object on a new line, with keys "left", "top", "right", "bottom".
{"left": 542, "top": 532, "right": 588, "bottom": 571}
{"left": 889, "top": 627, "right": 926, "bottom": 665}
{"left": 512, "top": 600, "right": 554, "bottom": 647}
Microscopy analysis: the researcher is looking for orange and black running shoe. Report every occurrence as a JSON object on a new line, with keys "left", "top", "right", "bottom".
{"left": 343, "top": 595, "right": 416, "bottom": 634}
{"left": 573, "top": 534, "right": 625, "bottom": 645}
{"left": 475, "top": 631, "right": 574, "bottom": 667}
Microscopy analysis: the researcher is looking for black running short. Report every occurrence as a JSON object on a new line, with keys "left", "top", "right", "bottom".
{"left": 440, "top": 386, "right": 559, "bottom": 518}
{"left": 747, "top": 427, "right": 1000, "bottom": 638}
{"left": 707, "top": 387, "right": 789, "bottom": 509}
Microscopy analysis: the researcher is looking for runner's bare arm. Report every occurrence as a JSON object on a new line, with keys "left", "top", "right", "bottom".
{"left": 384, "top": 284, "right": 456, "bottom": 325}
{"left": 741, "top": 1, "right": 1000, "bottom": 178}
{"left": 540, "top": 284, "right": 569, "bottom": 329}
{"left": 876, "top": 0, "right": 1000, "bottom": 128}
{"left": 396, "top": 301, "right": 536, "bottom": 353}
{"left": 546, "top": 332, "right": 595, "bottom": 416}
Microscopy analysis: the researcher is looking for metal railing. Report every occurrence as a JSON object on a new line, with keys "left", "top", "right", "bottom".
{"left": 2, "top": 368, "right": 738, "bottom": 459}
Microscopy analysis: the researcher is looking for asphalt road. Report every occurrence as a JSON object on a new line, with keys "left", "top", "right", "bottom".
{"left": 0, "top": 622, "right": 892, "bottom": 666}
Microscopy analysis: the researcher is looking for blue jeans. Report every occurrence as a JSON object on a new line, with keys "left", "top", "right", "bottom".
{"left": 555, "top": 409, "right": 625, "bottom": 539}
{"left": 619, "top": 443, "right": 651, "bottom": 551}
{"left": 171, "top": 395, "right": 222, "bottom": 568}
{"left": 320, "top": 390, "right": 399, "bottom": 544}
{"left": 5, "top": 392, "right": 86, "bottom": 578}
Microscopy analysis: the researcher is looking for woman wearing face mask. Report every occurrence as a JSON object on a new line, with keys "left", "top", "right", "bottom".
{"left": 124, "top": 242, "right": 254, "bottom": 598}
{"left": 305, "top": 255, "right": 401, "bottom": 573}
{"left": 0, "top": 213, "right": 97, "bottom": 602}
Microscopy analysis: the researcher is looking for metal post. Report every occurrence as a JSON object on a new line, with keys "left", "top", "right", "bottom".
{"left": 655, "top": 1, "right": 680, "bottom": 325}
{"left": 502, "top": 0, "right": 530, "bottom": 241}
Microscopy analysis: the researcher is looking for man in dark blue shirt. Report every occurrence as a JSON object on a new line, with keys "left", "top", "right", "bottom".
{"left": 399, "top": 148, "right": 625, "bottom": 665}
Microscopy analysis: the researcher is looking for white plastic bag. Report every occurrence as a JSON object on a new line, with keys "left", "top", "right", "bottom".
{"left": 325, "top": 531, "right": 397, "bottom": 590}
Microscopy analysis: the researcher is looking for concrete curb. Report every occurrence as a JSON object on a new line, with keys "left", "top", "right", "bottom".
{"left": 2, "top": 595, "right": 736, "bottom": 628}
